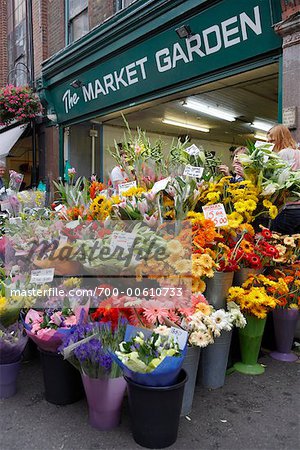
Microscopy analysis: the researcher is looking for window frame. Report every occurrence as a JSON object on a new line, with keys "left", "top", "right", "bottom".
{"left": 65, "top": 0, "right": 89, "bottom": 45}
{"left": 7, "top": 0, "right": 28, "bottom": 86}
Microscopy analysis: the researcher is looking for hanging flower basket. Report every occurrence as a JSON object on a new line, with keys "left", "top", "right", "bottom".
{"left": 0, "top": 85, "right": 43, "bottom": 126}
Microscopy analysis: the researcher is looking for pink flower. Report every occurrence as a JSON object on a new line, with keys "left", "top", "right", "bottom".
{"left": 143, "top": 213, "right": 158, "bottom": 227}
{"left": 50, "top": 311, "right": 63, "bottom": 326}
{"left": 64, "top": 315, "right": 77, "bottom": 327}
{"left": 142, "top": 300, "right": 171, "bottom": 325}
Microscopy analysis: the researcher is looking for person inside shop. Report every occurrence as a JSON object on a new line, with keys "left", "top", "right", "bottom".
{"left": 109, "top": 143, "right": 133, "bottom": 189}
{"left": 267, "top": 124, "right": 300, "bottom": 234}
{"left": 218, "top": 146, "right": 247, "bottom": 182}
{"left": 0, "top": 160, "right": 6, "bottom": 191}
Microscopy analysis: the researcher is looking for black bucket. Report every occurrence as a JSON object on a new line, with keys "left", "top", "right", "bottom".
{"left": 39, "top": 349, "right": 84, "bottom": 405}
{"left": 125, "top": 369, "right": 188, "bottom": 449}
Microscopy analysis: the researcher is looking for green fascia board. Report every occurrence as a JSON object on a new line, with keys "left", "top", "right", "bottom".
{"left": 42, "top": 0, "right": 211, "bottom": 84}
{"left": 55, "top": 53, "right": 281, "bottom": 127}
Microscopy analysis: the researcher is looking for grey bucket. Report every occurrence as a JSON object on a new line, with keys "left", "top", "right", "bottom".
{"left": 204, "top": 272, "right": 234, "bottom": 310}
{"left": 181, "top": 346, "right": 201, "bottom": 416}
{"left": 197, "top": 330, "right": 232, "bottom": 389}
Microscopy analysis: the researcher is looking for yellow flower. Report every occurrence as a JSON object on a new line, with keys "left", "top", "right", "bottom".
{"left": 122, "top": 187, "right": 146, "bottom": 197}
{"left": 234, "top": 201, "right": 246, "bottom": 213}
{"left": 263, "top": 199, "right": 273, "bottom": 208}
{"left": 269, "top": 205, "right": 278, "bottom": 219}
{"left": 244, "top": 199, "right": 257, "bottom": 212}
{"left": 289, "top": 304, "right": 299, "bottom": 310}
{"left": 227, "top": 212, "right": 244, "bottom": 228}
{"left": 167, "top": 240, "right": 184, "bottom": 256}
{"left": 195, "top": 302, "right": 212, "bottom": 315}
{"left": 192, "top": 278, "right": 206, "bottom": 293}
{"left": 206, "top": 192, "right": 220, "bottom": 202}
{"left": 173, "top": 259, "right": 191, "bottom": 274}
{"left": 0, "top": 296, "right": 7, "bottom": 314}
{"left": 238, "top": 223, "right": 255, "bottom": 236}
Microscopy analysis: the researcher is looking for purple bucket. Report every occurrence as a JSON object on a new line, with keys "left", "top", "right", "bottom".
{"left": 82, "top": 375, "right": 126, "bottom": 430}
{"left": 0, "top": 360, "right": 21, "bottom": 399}
{"left": 270, "top": 308, "right": 299, "bottom": 362}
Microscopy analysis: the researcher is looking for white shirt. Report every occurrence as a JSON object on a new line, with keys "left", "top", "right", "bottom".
{"left": 278, "top": 148, "right": 300, "bottom": 171}
{"left": 110, "top": 166, "right": 126, "bottom": 185}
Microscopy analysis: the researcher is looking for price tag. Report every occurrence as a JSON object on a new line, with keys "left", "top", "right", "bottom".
{"left": 30, "top": 268, "right": 55, "bottom": 284}
{"left": 170, "top": 327, "right": 188, "bottom": 350}
{"left": 151, "top": 177, "right": 171, "bottom": 194}
{"left": 202, "top": 203, "right": 228, "bottom": 227}
{"left": 118, "top": 181, "right": 137, "bottom": 196}
{"left": 110, "top": 231, "right": 136, "bottom": 252}
{"left": 254, "top": 141, "right": 274, "bottom": 151}
{"left": 59, "top": 235, "right": 68, "bottom": 246}
{"left": 185, "top": 144, "right": 201, "bottom": 156}
{"left": 9, "top": 217, "right": 22, "bottom": 224}
{"left": 183, "top": 165, "right": 204, "bottom": 178}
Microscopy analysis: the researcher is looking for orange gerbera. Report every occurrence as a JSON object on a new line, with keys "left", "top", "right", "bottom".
{"left": 90, "top": 181, "right": 105, "bottom": 199}
{"left": 240, "top": 240, "right": 254, "bottom": 254}
{"left": 277, "top": 298, "right": 287, "bottom": 307}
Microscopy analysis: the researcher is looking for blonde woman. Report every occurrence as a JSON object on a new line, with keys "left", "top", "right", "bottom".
{"left": 267, "top": 124, "right": 300, "bottom": 234}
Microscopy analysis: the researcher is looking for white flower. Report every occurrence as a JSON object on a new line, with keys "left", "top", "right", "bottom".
{"left": 211, "top": 310, "right": 232, "bottom": 332}
{"left": 153, "top": 325, "right": 170, "bottom": 337}
{"left": 262, "top": 183, "right": 279, "bottom": 196}
{"left": 229, "top": 311, "right": 247, "bottom": 328}
{"left": 189, "top": 330, "right": 213, "bottom": 347}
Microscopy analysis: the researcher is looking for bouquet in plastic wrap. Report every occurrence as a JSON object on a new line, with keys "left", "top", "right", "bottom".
{"left": 0, "top": 321, "right": 28, "bottom": 364}
{"left": 113, "top": 325, "right": 187, "bottom": 386}
{"left": 8, "top": 171, "right": 23, "bottom": 193}
{"left": 24, "top": 306, "right": 88, "bottom": 353}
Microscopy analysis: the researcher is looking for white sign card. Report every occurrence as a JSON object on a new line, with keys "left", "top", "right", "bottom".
{"left": 202, "top": 203, "right": 228, "bottom": 227}
{"left": 110, "top": 231, "right": 136, "bottom": 252}
{"left": 30, "top": 268, "right": 55, "bottom": 284}
{"left": 118, "top": 181, "right": 137, "bottom": 196}
{"left": 9, "top": 217, "right": 22, "bottom": 224}
{"left": 185, "top": 144, "right": 201, "bottom": 156}
{"left": 170, "top": 327, "right": 188, "bottom": 350}
{"left": 151, "top": 177, "right": 171, "bottom": 194}
{"left": 183, "top": 165, "right": 204, "bottom": 178}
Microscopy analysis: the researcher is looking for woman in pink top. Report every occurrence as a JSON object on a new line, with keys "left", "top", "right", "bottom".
{"left": 267, "top": 124, "right": 300, "bottom": 234}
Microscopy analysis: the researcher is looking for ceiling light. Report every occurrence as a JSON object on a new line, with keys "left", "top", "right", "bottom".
{"left": 183, "top": 99, "right": 236, "bottom": 122}
{"left": 251, "top": 121, "right": 274, "bottom": 132}
{"left": 162, "top": 118, "right": 209, "bottom": 133}
{"left": 175, "top": 25, "right": 193, "bottom": 39}
{"left": 70, "top": 79, "right": 83, "bottom": 89}
{"left": 254, "top": 133, "right": 268, "bottom": 141}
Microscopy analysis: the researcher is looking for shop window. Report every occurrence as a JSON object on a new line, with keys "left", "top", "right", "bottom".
{"left": 67, "top": 0, "right": 89, "bottom": 44}
{"left": 115, "top": 0, "right": 136, "bottom": 12}
{"left": 7, "top": 0, "right": 28, "bottom": 86}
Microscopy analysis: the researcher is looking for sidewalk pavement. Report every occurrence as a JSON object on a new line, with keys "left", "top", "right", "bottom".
{"left": 1, "top": 352, "right": 299, "bottom": 450}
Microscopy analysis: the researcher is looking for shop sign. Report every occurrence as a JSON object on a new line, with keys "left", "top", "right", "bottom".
{"left": 49, "top": 0, "right": 282, "bottom": 123}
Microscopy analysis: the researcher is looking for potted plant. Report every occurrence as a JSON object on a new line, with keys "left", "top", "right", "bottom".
{"left": 227, "top": 273, "right": 279, "bottom": 375}
{"left": 268, "top": 266, "right": 300, "bottom": 362}
{"left": 60, "top": 319, "right": 128, "bottom": 430}
{"left": 0, "top": 85, "right": 43, "bottom": 126}
{"left": 0, "top": 321, "right": 28, "bottom": 399}
{"left": 114, "top": 325, "right": 188, "bottom": 448}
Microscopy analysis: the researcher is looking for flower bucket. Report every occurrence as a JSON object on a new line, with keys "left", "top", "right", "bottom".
{"left": 204, "top": 271, "right": 234, "bottom": 310}
{"left": 234, "top": 315, "right": 266, "bottom": 375}
{"left": 125, "top": 369, "right": 187, "bottom": 449}
{"left": 198, "top": 330, "right": 232, "bottom": 389}
{"left": 0, "top": 360, "right": 21, "bottom": 399}
{"left": 270, "top": 309, "right": 299, "bottom": 362}
{"left": 39, "top": 349, "right": 84, "bottom": 405}
{"left": 233, "top": 268, "right": 262, "bottom": 287}
{"left": 181, "top": 346, "right": 201, "bottom": 416}
{"left": 81, "top": 375, "right": 126, "bottom": 430}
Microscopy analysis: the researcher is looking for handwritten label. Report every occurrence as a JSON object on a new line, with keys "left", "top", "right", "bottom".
{"left": 110, "top": 231, "right": 136, "bottom": 252}
{"left": 185, "top": 144, "right": 201, "bottom": 156}
{"left": 30, "top": 268, "right": 55, "bottom": 284}
{"left": 118, "top": 181, "right": 137, "bottom": 196}
{"left": 151, "top": 177, "right": 171, "bottom": 194}
{"left": 183, "top": 165, "right": 204, "bottom": 178}
{"left": 170, "top": 327, "right": 188, "bottom": 350}
{"left": 202, "top": 203, "right": 228, "bottom": 227}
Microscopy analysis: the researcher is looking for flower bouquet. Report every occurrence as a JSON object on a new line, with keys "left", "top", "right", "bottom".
{"left": 24, "top": 307, "right": 86, "bottom": 352}
{"left": 113, "top": 324, "right": 187, "bottom": 387}
{"left": 59, "top": 319, "right": 127, "bottom": 429}
{"left": 8, "top": 171, "right": 24, "bottom": 193}
{"left": 0, "top": 321, "right": 28, "bottom": 399}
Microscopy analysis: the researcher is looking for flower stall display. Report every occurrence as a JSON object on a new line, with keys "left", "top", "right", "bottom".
{"left": 0, "top": 85, "right": 43, "bottom": 126}
{"left": 0, "top": 321, "right": 28, "bottom": 399}
{"left": 60, "top": 320, "right": 127, "bottom": 430}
